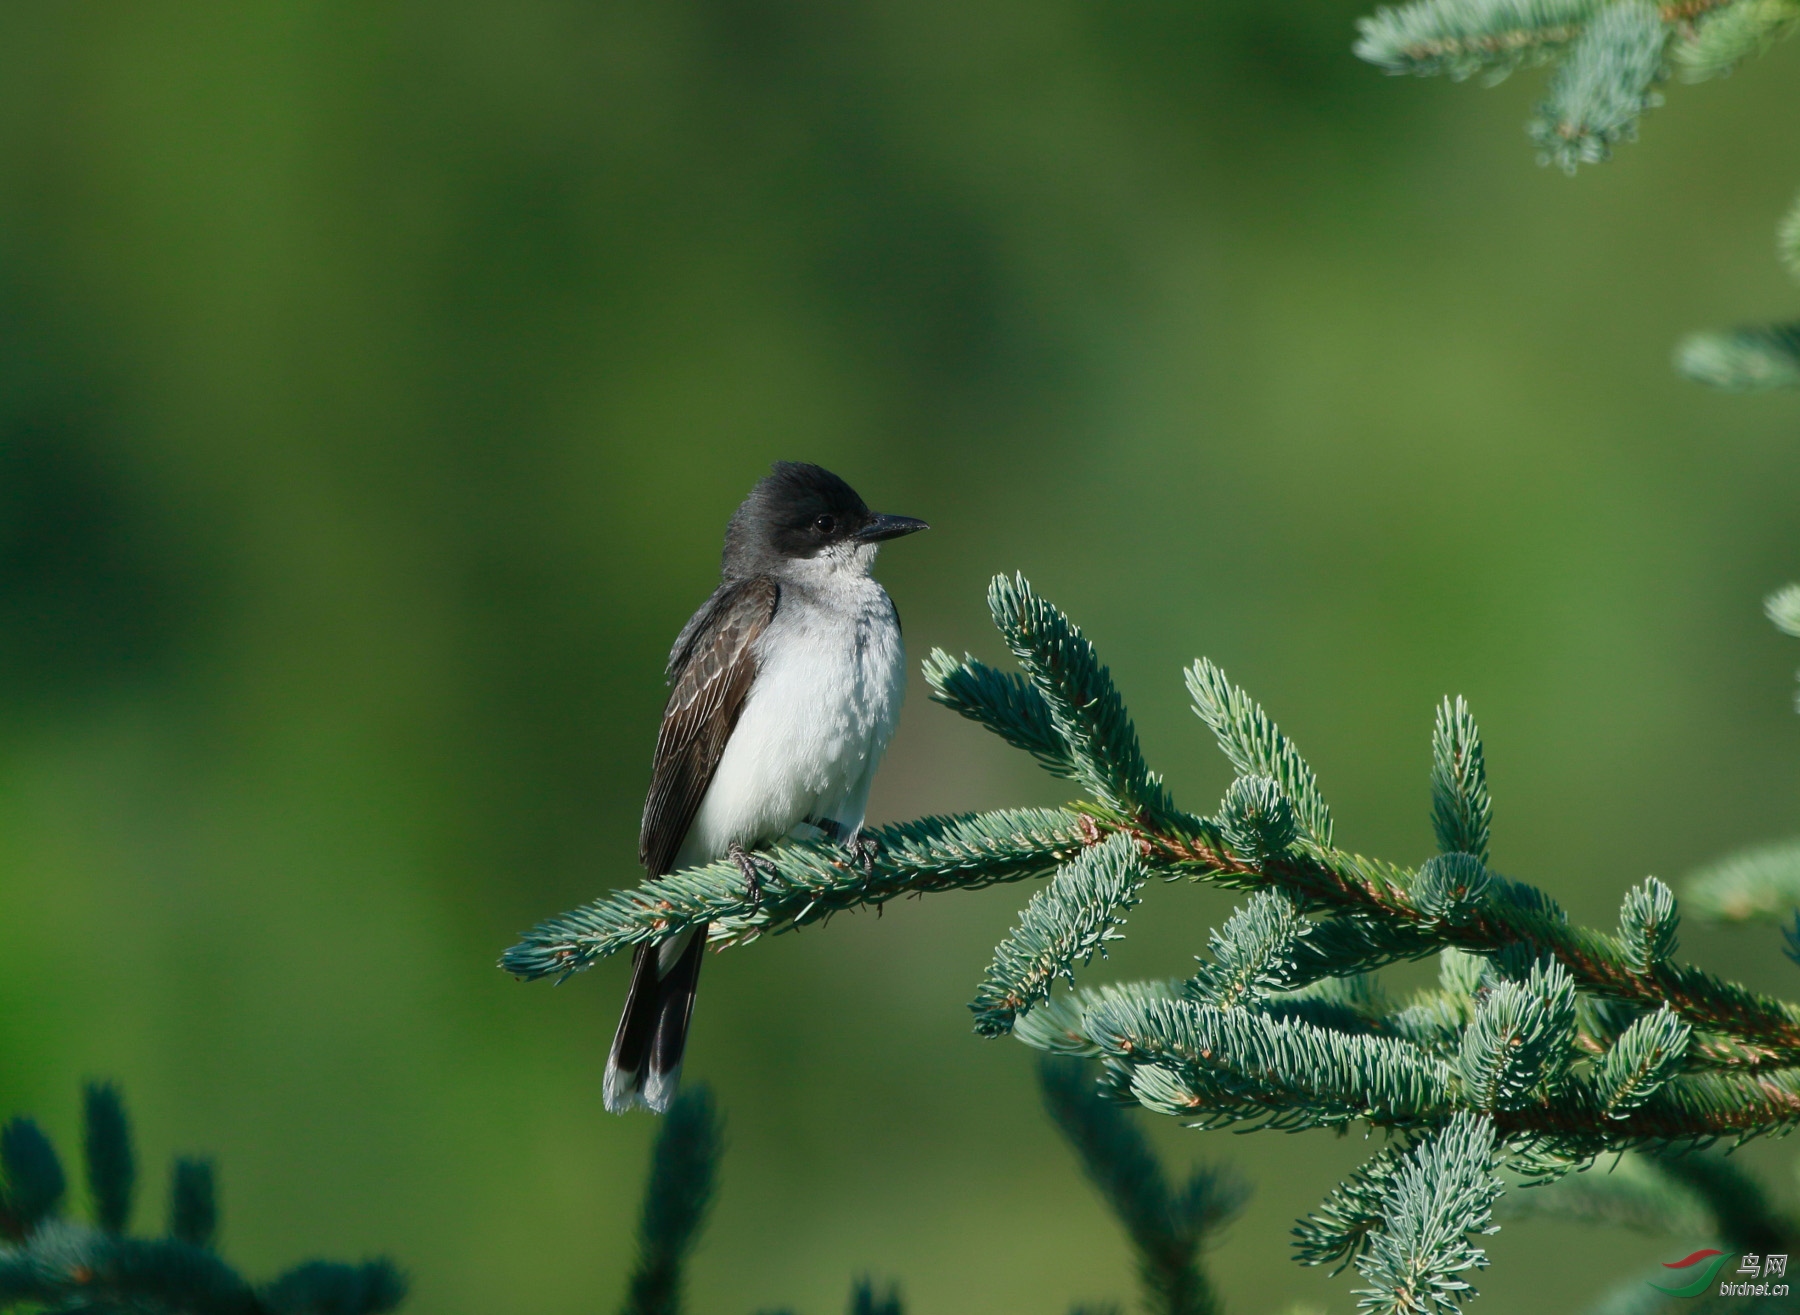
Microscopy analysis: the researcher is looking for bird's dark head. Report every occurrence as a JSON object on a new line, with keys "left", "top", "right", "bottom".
{"left": 723, "top": 462, "right": 927, "bottom": 578}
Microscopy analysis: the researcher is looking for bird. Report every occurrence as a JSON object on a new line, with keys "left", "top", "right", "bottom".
{"left": 603, "top": 461, "right": 928, "bottom": 1114}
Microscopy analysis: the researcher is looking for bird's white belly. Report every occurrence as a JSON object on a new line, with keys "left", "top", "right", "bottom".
{"left": 674, "top": 588, "right": 904, "bottom": 869}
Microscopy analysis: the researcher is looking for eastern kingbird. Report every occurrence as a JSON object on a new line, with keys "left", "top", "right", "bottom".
{"left": 604, "top": 462, "right": 928, "bottom": 1114}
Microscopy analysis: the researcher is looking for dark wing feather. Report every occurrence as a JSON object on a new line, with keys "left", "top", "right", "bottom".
{"left": 638, "top": 575, "right": 779, "bottom": 876}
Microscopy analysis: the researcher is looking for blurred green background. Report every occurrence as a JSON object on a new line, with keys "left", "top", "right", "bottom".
{"left": 0, "top": 3, "right": 1797, "bottom": 1312}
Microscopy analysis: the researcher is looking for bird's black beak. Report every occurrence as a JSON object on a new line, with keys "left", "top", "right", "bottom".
{"left": 856, "top": 513, "right": 930, "bottom": 543}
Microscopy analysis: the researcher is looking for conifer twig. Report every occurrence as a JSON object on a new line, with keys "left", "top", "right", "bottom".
{"left": 502, "top": 809, "right": 1093, "bottom": 980}
{"left": 621, "top": 1087, "right": 722, "bottom": 1315}
{"left": 1040, "top": 1058, "right": 1246, "bottom": 1315}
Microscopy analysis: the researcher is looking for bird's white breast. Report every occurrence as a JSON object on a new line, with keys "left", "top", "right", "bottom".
{"left": 674, "top": 567, "right": 905, "bottom": 868}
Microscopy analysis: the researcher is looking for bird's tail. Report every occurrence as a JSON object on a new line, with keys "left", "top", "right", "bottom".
{"left": 604, "top": 923, "right": 707, "bottom": 1114}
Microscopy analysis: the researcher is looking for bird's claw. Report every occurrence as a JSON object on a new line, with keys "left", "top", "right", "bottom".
{"left": 728, "top": 841, "right": 779, "bottom": 909}
{"left": 804, "top": 818, "right": 878, "bottom": 875}
{"left": 844, "top": 831, "right": 880, "bottom": 876}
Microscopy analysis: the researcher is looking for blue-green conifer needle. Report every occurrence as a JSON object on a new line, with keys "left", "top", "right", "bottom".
{"left": 1215, "top": 776, "right": 1298, "bottom": 864}
{"left": 973, "top": 833, "right": 1149, "bottom": 1036}
{"left": 1617, "top": 877, "right": 1678, "bottom": 973}
{"left": 1353, "top": 1114, "right": 1502, "bottom": 1315}
{"left": 1414, "top": 855, "right": 1491, "bottom": 925}
{"left": 1429, "top": 697, "right": 1491, "bottom": 864}
{"left": 1187, "top": 660, "right": 1332, "bottom": 847}
{"left": 1456, "top": 959, "right": 1576, "bottom": 1112}
{"left": 1675, "top": 323, "right": 1800, "bottom": 391}
{"left": 1355, "top": 0, "right": 1603, "bottom": 78}
{"left": 922, "top": 649, "right": 1073, "bottom": 778}
{"left": 1188, "top": 891, "right": 1309, "bottom": 1010}
{"left": 1674, "top": 0, "right": 1800, "bottom": 80}
{"left": 1595, "top": 1006, "right": 1690, "bottom": 1117}
{"left": 1529, "top": 0, "right": 1666, "bottom": 172}
{"left": 986, "top": 574, "right": 1174, "bottom": 822}
{"left": 1294, "top": 1146, "right": 1409, "bottom": 1273}
{"left": 1769, "top": 583, "right": 1800, "bottom": 638}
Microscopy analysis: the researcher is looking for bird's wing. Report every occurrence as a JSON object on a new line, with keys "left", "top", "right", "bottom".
{"left": 638, "top": 574, "right": 780, "bottom": 876}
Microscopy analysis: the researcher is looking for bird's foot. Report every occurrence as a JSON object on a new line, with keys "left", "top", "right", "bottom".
{"left": 806, "top": 818, "right": 879, "bottom": 875}
{"left": 728, "top": 841, "right": 779, "bottom": 908}
{"left": 843, "top": 830, "right": 881, "bottom": 876}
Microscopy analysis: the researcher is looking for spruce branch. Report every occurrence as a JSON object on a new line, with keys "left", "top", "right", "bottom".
{"left": 1769, "top": 583, "right": 1800, "bottom": 638}
{"left": 509, "top": 575, "right": 1800, "bottom": 1307}
{"left": 1593, "top": 1007, "right": 1691, "bottom": 1117}
{"left": 1130, "top": 821, "right": 1800, "bottom": 1062}
{"left": 972, "top": 833, "right": 1150, "bottom": 1037}
{"left": 511, "top": 577, "right": 1800, "bottom": 1067}
{"left": 1528, "top": 0, "right": 1667, "bottom": 173}
{"left": 1040, "top": 1057, "right": 1246, "bottom": 1315}
{"left": 1352, "top": 1114, "right": 1503, "bottom": 1315}
{"left": 1294, "top": 1146, "right": 1411, "bottom": 1274}
{"left": 1187, "top": 891, "right": 1310, "bottom": 1010}
{"left": 1186, "top": 661, "right": 1332, "bottom": 847}
{"left": 1214, "top": 777, "right": 1300, "bottom": 866}
{"left": 1685, "top": 836, "right": 1800, "bottom": 922}
{"left": 1413, "top": 856, "right": 1491, "bottom": 927}
{"left": 1040, "top": 945, "right": 1800, "bottom": 1145}
{"left": 1429, "top": 699, "right": 1490, "bottom": 866}
{"left": 501, "top": 809, "right": 1091, "bottom": 979}
{"left": 1455, "top": 960, "right": 1578, "bottom": 1113}
{"left": 622, "top": 1087, "right": 721, "bottom": 1315}
{"left": 1674, "top": 0, "right": 1800, "bottom": 79}
{"left": 1013, "top": 980, "right": 1185, "bottom": 1057}
{"left": 83, "top": 1083, "right": 134, "bottom": 1235}
{"left": 1354, "top": 0, "right": 1604, "bottom": 78}
{"left": 987, "top": 574, "right": 1175, "bottom": 824}
{"left": 1617, "top": 879, "right": 1679, "bottom": 973}
{"left": 922, "top": 649, "right": 1072, "bottom": 779}
{"left": 1354, "top": 0, "right": 1793, "bottom": 387}
{"left": 1078, "top": 993, "right": 1458, "bottom": 1131}
{"left": 1674, "top": 323, "right": 1800, "bottom": 392}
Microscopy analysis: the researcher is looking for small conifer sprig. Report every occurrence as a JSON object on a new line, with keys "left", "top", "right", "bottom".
{"left": 1039, "top": 1057, "right": 1247, "bottom": 1315}
{"left": 971, "top": 833, "right": 1149, "bottom": 1037}
{"left": 0, "top": 1083, "right": 404, "bottom": 1315}
{"left": 508, "top": 574, "right": 1800, "bottom": 1308}
{"left": 1352, "top": 0, "right": 1774, "bottom": 169}
{"left": 622, "top": 1087, "right": 721, "bottom": 1315}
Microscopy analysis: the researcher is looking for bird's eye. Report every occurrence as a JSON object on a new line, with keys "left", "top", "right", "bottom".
{"left": 813, "top": 514, "right": 836, "bottom": 533}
